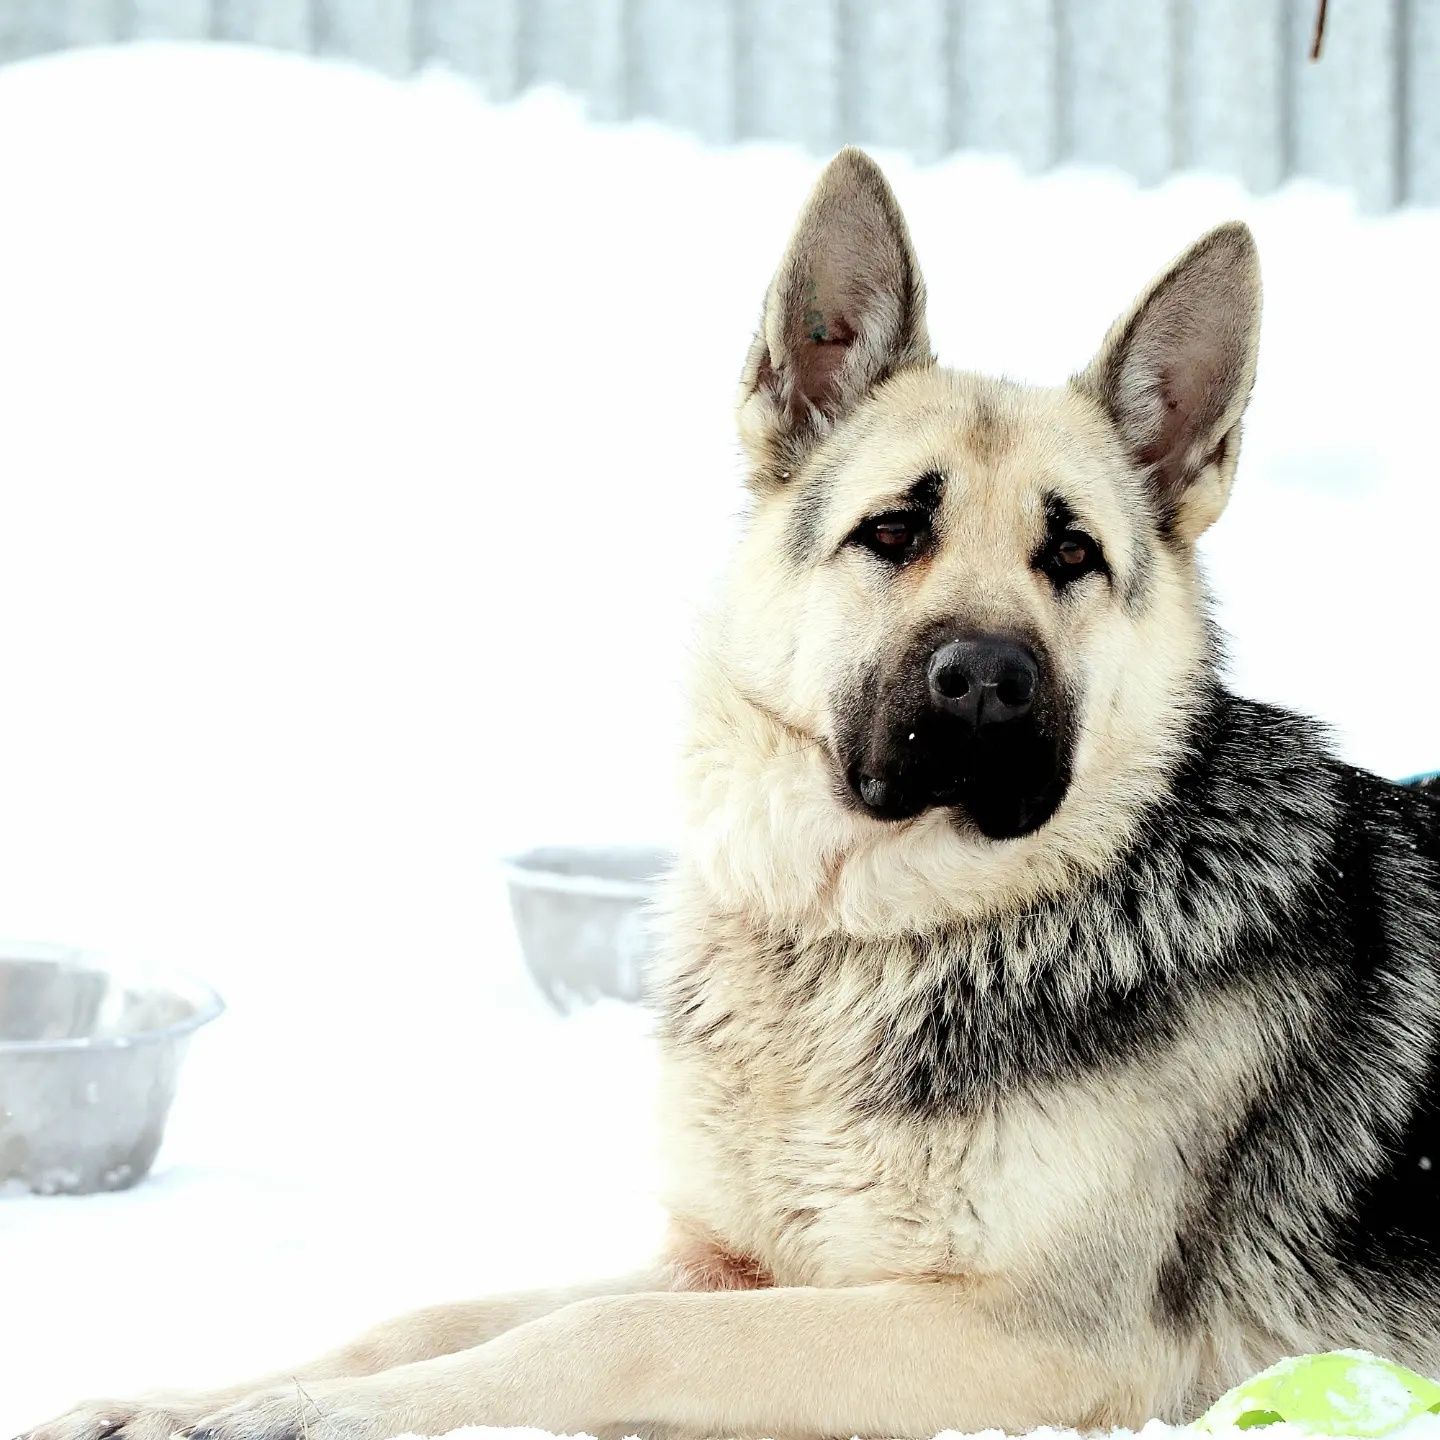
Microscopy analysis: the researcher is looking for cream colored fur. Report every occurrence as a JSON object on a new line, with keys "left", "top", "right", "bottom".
{"left": 22, "top": 151, "right": 1274, "bottom": 1440}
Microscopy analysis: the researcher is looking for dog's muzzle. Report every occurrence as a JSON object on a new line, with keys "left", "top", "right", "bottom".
{"left": 841, "top": 632, "right": 1072, "bottom": 840}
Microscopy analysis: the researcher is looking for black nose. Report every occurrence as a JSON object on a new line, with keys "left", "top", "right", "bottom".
{"left": 926, "top": 638, "right": 1039, "bottom": 728}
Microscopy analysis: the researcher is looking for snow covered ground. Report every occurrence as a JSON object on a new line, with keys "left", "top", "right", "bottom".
{"left": 0, "top": 39, "right": 1437, "bottom": 1436}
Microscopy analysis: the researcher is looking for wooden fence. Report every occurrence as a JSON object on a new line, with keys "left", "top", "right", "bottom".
{"left": 0, "top": 0, "right": 1434, "bottom": 209}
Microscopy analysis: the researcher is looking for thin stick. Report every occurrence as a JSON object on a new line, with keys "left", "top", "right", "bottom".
{"left": 291, "top": 1379, "right": 328, "bottom": 1439}
{"left": 1309, "top": 0, "right": 1329, "bottom": 61}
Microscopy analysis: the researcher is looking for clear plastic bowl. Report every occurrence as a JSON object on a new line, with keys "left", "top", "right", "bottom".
{"left": 0, "top": 944, "right": 224, "bottom": 1195}
{"left": 501, "top": 847, "right": 671, "bottom": 1012}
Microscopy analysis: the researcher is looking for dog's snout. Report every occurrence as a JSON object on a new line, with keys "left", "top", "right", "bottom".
{"left": 926, "top": 638, "right": 1039, "bottom": 728}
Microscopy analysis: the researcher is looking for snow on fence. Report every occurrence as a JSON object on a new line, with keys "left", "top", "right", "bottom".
{"left": 0, "top": 0, "right": 1436, "bottom": 211}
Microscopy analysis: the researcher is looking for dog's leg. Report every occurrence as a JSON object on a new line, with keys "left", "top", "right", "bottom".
{"left": 17, "top": 1270, "right": 664, "bottom": 1440}
{"left": 174, "top": 1280, "right": 1162, "bottom": 1440}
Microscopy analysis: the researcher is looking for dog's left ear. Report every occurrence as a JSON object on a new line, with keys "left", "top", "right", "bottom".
{"left": 738, "top": 148, "right": 933, "bottom": 491}
{"left": 1076, "top": 222, "right": 1261, "bottom": 543}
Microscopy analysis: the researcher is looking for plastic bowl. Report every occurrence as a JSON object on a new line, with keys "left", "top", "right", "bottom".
{"left": 0, "top": 946, "right": 224, "bottom": 1195}
{"left": 501, "top": 847, "right": 671, "bottom": 1012}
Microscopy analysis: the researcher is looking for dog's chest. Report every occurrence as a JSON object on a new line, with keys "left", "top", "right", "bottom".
{"left": 656, "top": 934, "right": 1158, "bottom": 1289}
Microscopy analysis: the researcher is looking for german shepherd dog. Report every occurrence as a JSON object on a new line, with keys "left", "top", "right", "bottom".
{"left": 22, "top": 151, "right": 1440, "bottom": 1440}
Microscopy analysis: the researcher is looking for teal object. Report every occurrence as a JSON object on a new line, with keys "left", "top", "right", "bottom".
{"left": 1196, "top": 1352, "right": 1440, "bottom": 1436}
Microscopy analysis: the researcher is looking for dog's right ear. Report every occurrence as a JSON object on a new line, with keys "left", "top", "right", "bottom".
{"left": 738, "top": 149, "right": 933, "bottom": 492}
{"left": 1075, "top": 222, "right": 1261, "bottom": 543}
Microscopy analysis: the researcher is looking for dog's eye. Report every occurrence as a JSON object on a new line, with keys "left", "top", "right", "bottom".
{"left": 1040, "top": 529, "right": 1104, "bottom": 587}
{"left": 852, "top": 512, "right": 930, "bottom": 564}
{"left": 872, "top": 519, "right": 915, "bottom": 550}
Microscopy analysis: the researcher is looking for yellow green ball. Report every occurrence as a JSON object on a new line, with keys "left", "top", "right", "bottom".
{"left": 1196, "top": 1351, "right": 1440, "bottom": 1436}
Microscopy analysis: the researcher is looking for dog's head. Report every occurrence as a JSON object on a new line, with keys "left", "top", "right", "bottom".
{"left": 712, "top": 150, "right": 1260, "bottom": 855}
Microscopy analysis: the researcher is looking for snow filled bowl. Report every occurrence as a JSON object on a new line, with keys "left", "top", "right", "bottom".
{"left": 502, "top": 847, "right": 671, "bottom": 1012}
{"left": 0, "top": 947, "right": 224, "bottom": 1196}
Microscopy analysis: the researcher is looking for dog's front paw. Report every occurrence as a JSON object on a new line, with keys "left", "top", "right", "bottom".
{"left": 16, "top": 1397, "right": 209, "bottom": 1440}
{"left": 186, "top": 1384, "right": 391, "bottom": 1440}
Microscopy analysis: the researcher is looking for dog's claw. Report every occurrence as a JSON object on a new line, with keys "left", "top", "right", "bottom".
{"left": 15, "top": 1401, "right": 226, "bottom": 1440}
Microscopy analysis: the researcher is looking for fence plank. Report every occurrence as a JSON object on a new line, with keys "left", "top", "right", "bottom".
{"left": 211, "top": 0, "right": 314, "bottom": 50}
{"left": 1, "top": 0, "right": 124, "bottom": 55}
{"left": 838, "top": 0, "right": 949, "bottom": 160}
{"left": 585, "top": 0, "right": 628, "bottom": 122}
{"left": 734, "top": 0, "right": 841, "bottom": 152}
{"left": 54, "top": 0, "right": 125, "bottom": 48}
{"left": 415, "top": 0, "right": 521, "bottom": 97}
{"left": 313, "top": 0, "right": 414, "bottom": 75}
{"left": 1060, "top": 0, "right": 1175, "bottom": 185}
{"left": 1289, "top": 0, "right": 1403, "bottom": 210}
{"left": 1176, "top": 0, "right": 1287, "bottom": 192}
{"left": 1409, "top": 0, "right": 1440, "bottom": 205}
{"left": 952, "top": 0, "right": 1059, "bottom": 173}
{"left": 0, "top": 0, "right": 51, "bottom": 57}
{"left": 128, "top": 0, "right": 212, "bottom": 40}
{"left": 516, "top": 0, "right": 591, "bottom": 93}
{"left": 626, "top": 0, "right": 737, "bottom": 143}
